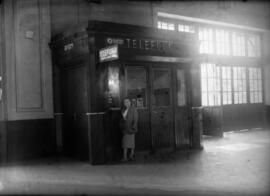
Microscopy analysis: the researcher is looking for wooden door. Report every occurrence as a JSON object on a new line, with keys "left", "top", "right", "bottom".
{"left": 174, "top": 68, "right": 191, "bottom": 148}
{"left": 150, "top": 67, "right": 174, "bottom": 148}
{"left": 125, "top": 66, "right": 151, "bottom": 151}
{"left": 62, "top": 65, "right": 89, "bottom": 160}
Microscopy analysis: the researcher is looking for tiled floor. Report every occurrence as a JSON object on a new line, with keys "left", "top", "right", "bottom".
{"left": 0, "top": 129, "right": 269, "bottom": 195}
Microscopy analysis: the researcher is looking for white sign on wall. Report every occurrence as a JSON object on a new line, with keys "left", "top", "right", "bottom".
{"left": 99, "top": 45, "right": 119, "bottom": 62}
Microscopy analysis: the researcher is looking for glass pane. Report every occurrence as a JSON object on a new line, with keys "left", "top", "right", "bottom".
{"left": 126, "top": 67, "right": 147, "bottom": 108}
{"left": 258, "top": 93, "right": 262, "bottom": 103}
{"left": 228, "top": 93, "right": 232, "bottom": 104}
{"left": 108, "top": 66, "right": 120, "bottom": 108}
{"left": 153, "top": 69, "right": 171, "bottom": 107}
{"left": 208, "top": 92, "right": 214, "bottom": 106}
{"left": 177, "top": 70, "right": 186, "bottom": 106}
{"left": 243, "top": 92, "right": 247, "bottom": 103}
{"left": 223, "top": 93, "right": 228, "bottom": 105}
{"left": 232, "top": 32, "right": 245, "bottom": 56}
{"left": 202, "top": 92, "right": 208, "bottom": 106}
{"left": 178, "top": 24, "right": 184, "bottom": 32}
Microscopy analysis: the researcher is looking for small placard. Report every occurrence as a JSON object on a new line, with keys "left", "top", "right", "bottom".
{"left": 99, "top": 45, "right": 118, "bottom": 62}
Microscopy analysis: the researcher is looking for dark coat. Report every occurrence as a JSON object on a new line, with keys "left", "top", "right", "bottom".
{"left": 119, "top": 106, "right": 138, "bottom": 134}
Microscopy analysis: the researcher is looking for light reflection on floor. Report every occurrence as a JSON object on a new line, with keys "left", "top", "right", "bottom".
{"left": 216, "top": 143, "right": 261, "bottom": 151}
{"left": 0, "top": 182, "right": 4, "bottom": 191}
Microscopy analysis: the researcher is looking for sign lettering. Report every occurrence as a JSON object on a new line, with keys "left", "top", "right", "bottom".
{"left": 105, "top": 37, "right": 173, "bottom": 51}
{"left": 99, "top": 45, "right": 119, "bottom": 62}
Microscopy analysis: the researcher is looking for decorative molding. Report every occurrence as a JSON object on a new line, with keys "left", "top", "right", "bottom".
{"left": 157, "top": 12, "right": 270, "bottom": 33}
{"left": 5, "top": 0, "right": 53, "bottom": 120}
{"left": 14, "top": 0, "right": 44, "bottom": 112}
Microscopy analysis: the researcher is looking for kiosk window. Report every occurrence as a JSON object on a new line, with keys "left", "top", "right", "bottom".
{"left": 153, "top": 69, "right": 171, "bottom": 107}
{"left": 108, "top": 66, "right": 120, "bottom": 108}
{"left": 126, "top": 67, "right": 147, "bottom": 108}
{"left": 177, "top": 70, "right": 187, "bottom": 106}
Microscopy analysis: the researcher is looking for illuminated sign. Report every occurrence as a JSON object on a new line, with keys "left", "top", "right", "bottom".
{"left": 105, "top": 37, "right": 173, "bottom": 51}
{"left": 99, "top": 45, "right": 119, "bottom": 62}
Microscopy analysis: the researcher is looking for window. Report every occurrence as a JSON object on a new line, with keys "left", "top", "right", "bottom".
{"left": 177, "top": 69, "right": 187, "bottom": 106}
{"left": 107, "top": 66, "right": 120, "bottom": 108}
{"left": 247, "top": 34, "right": 261, "bottom": 57}
{"left": 216, "top": 29, "right": 230, "bottom": 55}
{"left": 199, "top": 27, "right": 214, "bottom": 54}
{"left": 201, "top": 63, "right": 221, "bottom": 106}
{"left": 157, "top": 21, "right": 175, "bottom": 31}
{"left": 232, "top": 32, "right": 245, "bottom": 56}
{"left": 249, "top": 67, "right": 263, "bottom": 103}
{"left": 126, "top": 67, "right": 147, "bottom": 108}
{"left": 178, "top": 24, "right": 195, "bottom": 33}
{"left": 233, "top": 67, "right": 247, "bottom": 104}
{"left": 153, "top": 69, "right": 171, "bottom": 107}
{"left": 222, "top": 66, "right": 232, "bottom": 105}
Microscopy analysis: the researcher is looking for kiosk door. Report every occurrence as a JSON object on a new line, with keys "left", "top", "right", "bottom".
{"left": 151, "top": 67, "right": 174, "bottom": 148}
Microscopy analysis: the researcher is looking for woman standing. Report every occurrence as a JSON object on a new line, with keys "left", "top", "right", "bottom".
{"left": 119, "top": 98, "right": 138, "bottom": 162}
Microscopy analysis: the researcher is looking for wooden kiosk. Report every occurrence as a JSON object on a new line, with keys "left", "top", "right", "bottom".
{"left": 50, "top": 20, "right": 200, "bottom": 165}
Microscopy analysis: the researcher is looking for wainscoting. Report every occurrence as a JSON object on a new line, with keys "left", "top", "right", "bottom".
{"left": 6, "top": 119, "right": 56, "bottom": 162}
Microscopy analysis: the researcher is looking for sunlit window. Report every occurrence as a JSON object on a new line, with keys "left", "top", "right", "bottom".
{"left": 199, "top": 27, "right": 214, "bottom": 54}
{"left": 249, "top": 67, "right": 262, "bottom": 103}
{"left": 247, "top": 34, "right": 261, "bottom": 57}
{"left": 216, "top": 29, "right": 230, "bottom": 55}
{"left": 222, "top": 66, "right": 232, "bottom": 105}
{"left": 201, "top": 63, "right": 221, "bottom": 106}
{"left": 108, "top": 66, "right": 120, "bottom": 108}
{"left": 233, "top": 67, "right": 247, "bottom": 104}
{"left": 157, "top": 21, "right": 175, "bottom": 31}
{"left": 232, "top": 32, "right": 245, "bottom": 56}
{"left": 178, "top": 24, "right": 195, "bottom": 33}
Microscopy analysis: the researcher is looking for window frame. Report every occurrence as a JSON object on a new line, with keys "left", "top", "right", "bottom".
{"left": 232, "top": 66, "right": 247, "bottom": 104}
{"left": 125, "top": 66, "right": 148, "bottom": 109}
{"left": 201, "top": 63, "right": 221, "bottom": 106}
{"left": 249, "top": 67, "right": 263, "bottom": 104}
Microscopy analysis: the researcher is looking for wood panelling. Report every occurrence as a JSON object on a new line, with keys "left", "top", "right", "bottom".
{"left": 4, "top": 0, "right": 53, "bottom": 120}
{"left": 190, "top": 67, "right": 201, "bottom": 107}
{"left": 223, "top": 104, "right": 265, "bottom": 131}
{"left": 266, "top": 106, "right": 270, "bottom": 129}
{"left": 203, "top": 106, "right": 223, "bottom": 136}
{"left": 15, "top": 0, "right": 43, "bottom": 110}
{"left": 62, "top": 65, "right": 89, "bottom": 161}
{"left": 6, "top": 119, "right": 56, "bottom": 162}
{"left": 0, "top": 121, "right": 7, "bottom": 164}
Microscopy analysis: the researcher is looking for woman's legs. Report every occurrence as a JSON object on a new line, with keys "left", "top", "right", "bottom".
{"left": 129, "top": 148, "right": 135, "bottom": 160}
{"left": 122, "top": 148, "right": 128, "bottom": 161}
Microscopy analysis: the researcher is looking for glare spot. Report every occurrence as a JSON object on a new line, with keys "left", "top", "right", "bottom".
{"left": 217, "top": 143, "right": 260, "bottom": 151}
{"left": 0, "top": 182, "right": 4, "bottom": 191}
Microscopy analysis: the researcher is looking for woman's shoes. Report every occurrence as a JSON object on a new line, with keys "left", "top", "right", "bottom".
{"left": 121, "top": 158, "right": 128, "bottom": 162}
{"left": 128, "top": 154, "right": 135, "bottom": 161}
